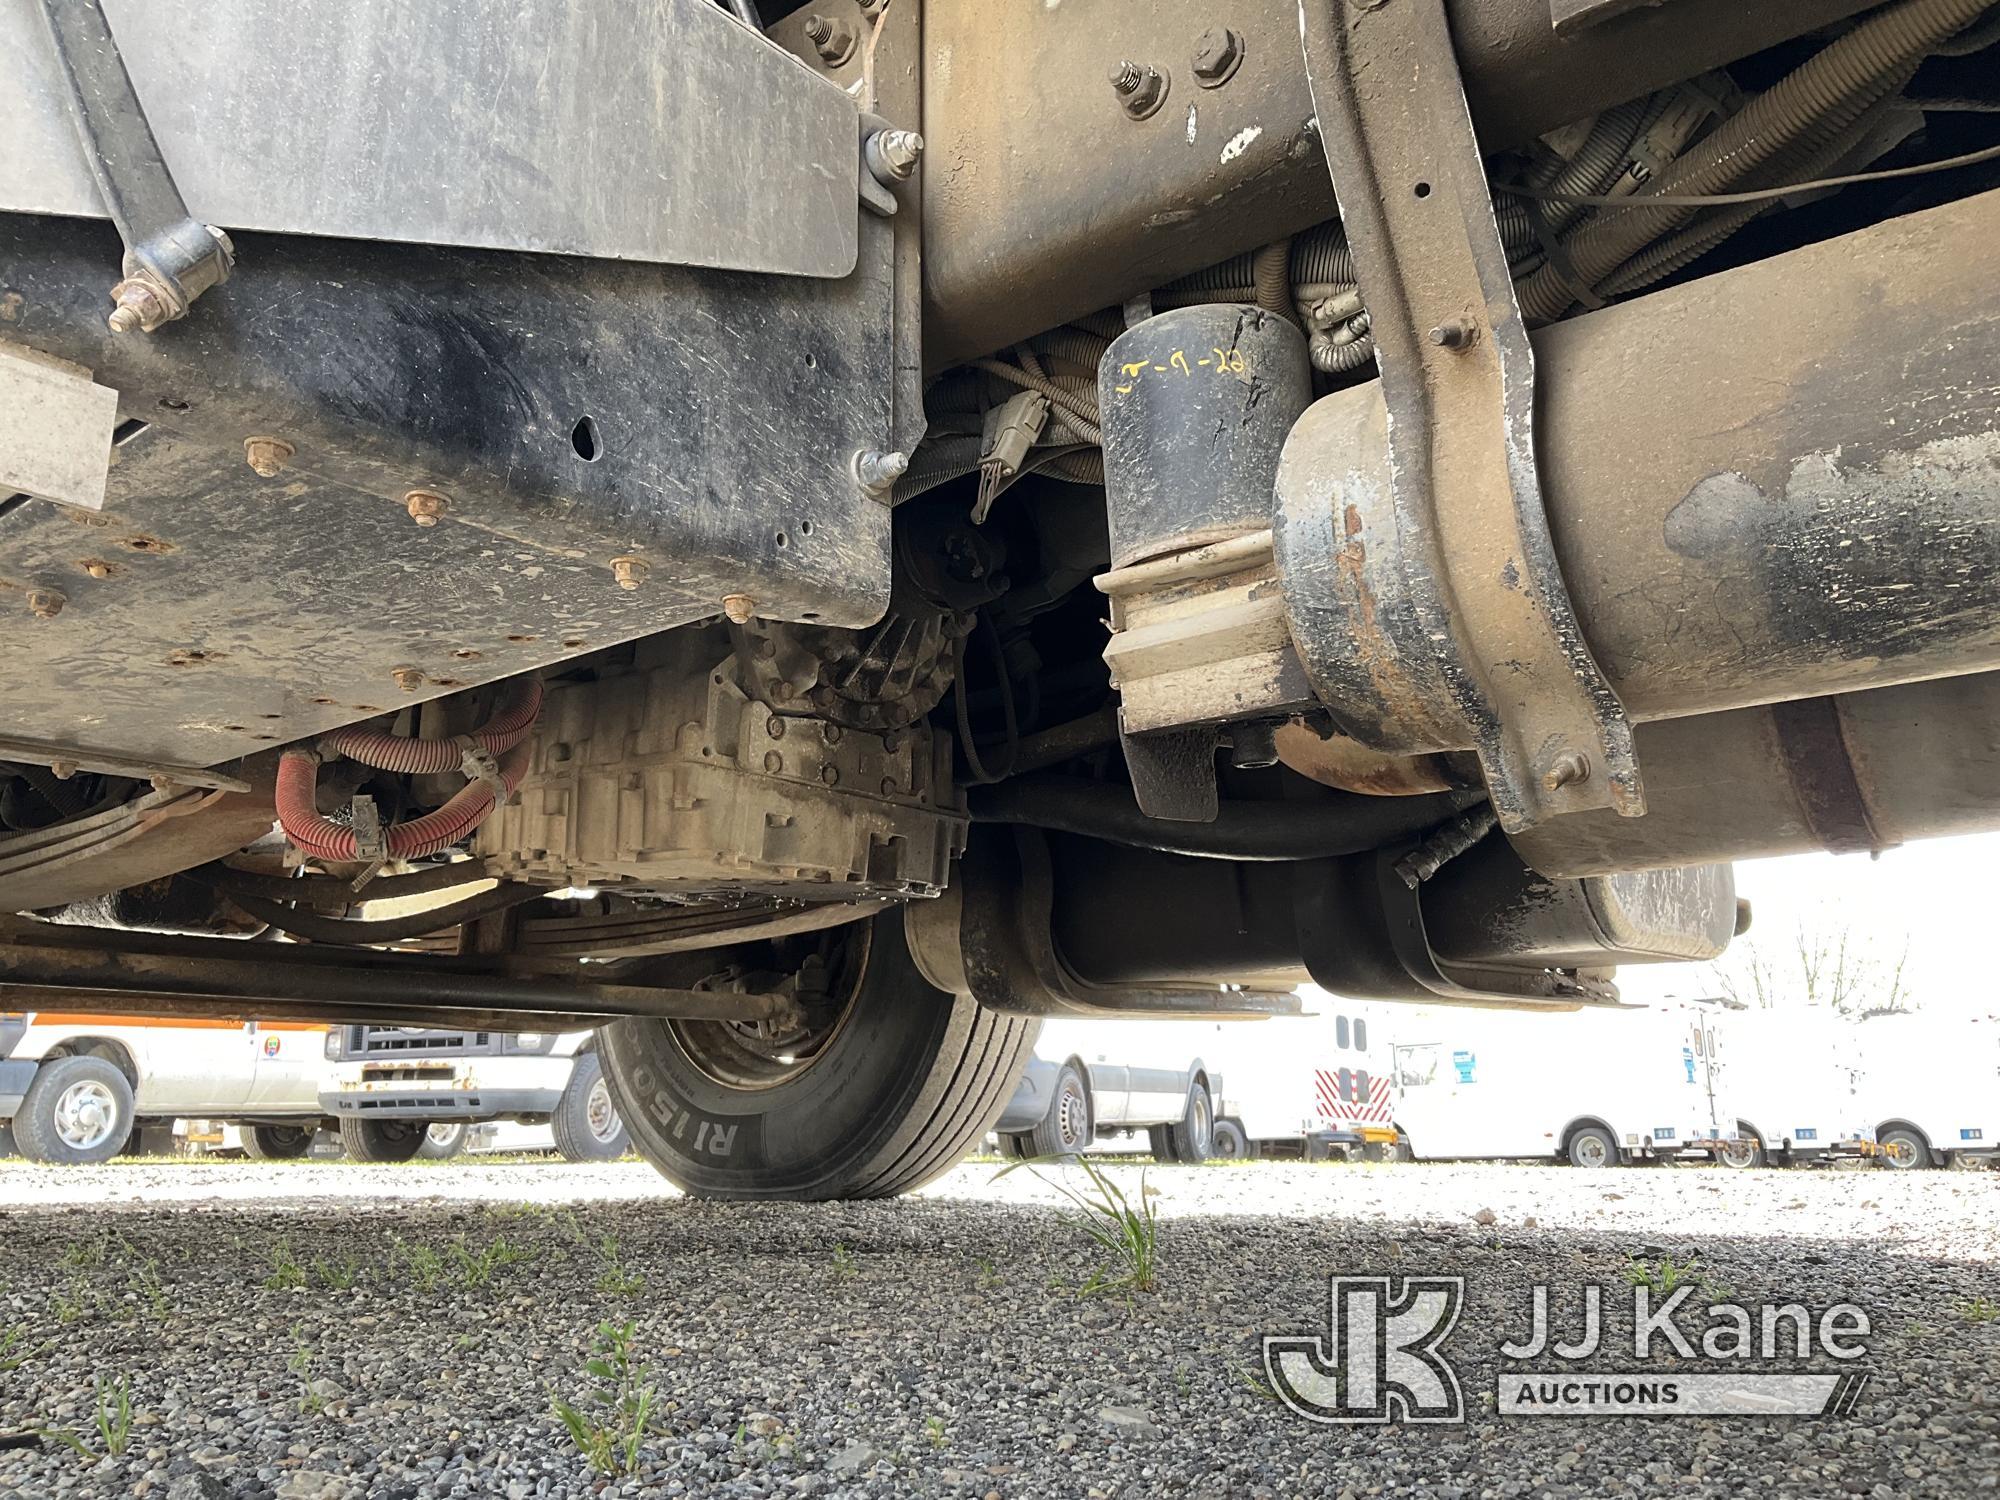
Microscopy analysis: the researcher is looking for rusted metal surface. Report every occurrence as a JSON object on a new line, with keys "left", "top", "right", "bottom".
{"left": 1509, "top": 673, "right": 2000, "bottom": 878}
{"left": 1272, "top": 719, "right": 1463, "bottom": 797}
{"left": 920, "top": 0, "right": 1878, "bottom": 363}
{"left": 0, "top": 916, "right": 800, "bottom": 1028}
{"left": 1293, "top": 0, "right": 1640, "bottom": 837}
{"left": 1536, "top": 188, "right": 2000, "bottom": 727}
{"left": 1282, "top": 189, "right": 2000, "bottom": 805}
{"left": 0, "top": 759, "right": 277, "bottom": 910}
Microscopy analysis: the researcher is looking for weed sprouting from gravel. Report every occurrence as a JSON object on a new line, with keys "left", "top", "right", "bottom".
{"left": 831, "top": 1243, "right": 858, "bottom": 1279}
{"left": 997, "top": 1154, "right": 1161, "bottom": 1296}
{"left": 1959, "top": 1297, "right": 1999, "bottom": 1324}
{"left": 125, "top": 1257, "right": 171, "bottom": 1320}
{"left": 593, "top": 1233, "right": 647, "bottom": 1298}
{"left": 392, "top": 1236, "right": 446, "bottom": 1293}
{"left": 550, "top": 1319, "right": 657, "bottom": 1477}
{"left": 264, "top": 1239, "right": 307, "bottom": 1291}
{"left": 312, "top": 1253, "right": 362, "bottom": 1291}
{"left": 288, "top": 1325, "right": 325, "bottom": 1415}
{"left": 0, "top": 1325, "right": 50, "bottom": 1373}
{"left": 448, "top": 1232, "right": 541, "bottom": 1288}
{"left": 1623, "top": 1252, "right": 1733, "bottom": 1302}
{"left": 39, "top": 1375, "right": 137, "bottom": 1463}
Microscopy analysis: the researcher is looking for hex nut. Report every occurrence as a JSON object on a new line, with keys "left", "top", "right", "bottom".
{"left": 611, "top": 557, "right": 650, "bottom": 591}
{"left": 404, "top": 490, "right": 448, "bottom": 527}
{"left": 26, "top": 588, "right": 65, "bottom": 620}
{"left": 722, "top": 593, "right": 757, "bottom": 624}
{"left": 392, "top": 667, "right": 426, "bottom": 692}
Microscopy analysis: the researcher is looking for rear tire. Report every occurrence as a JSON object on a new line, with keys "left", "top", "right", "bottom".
{"left": 603, "top": 913, "right": 1037, "bottom": 1199}
{"left": 244, "top": 1124, "right": 316, "bottom": 1161}
{"left": 12, "top": 1056, "right": 134, "bottom": 1165}
{"left": 416, "top": 1122, "right": 469, "bottom": 1161}
{"left": 1718, "top": 1127, "right": 1765, "bottom": 1170}
{"left": 1167, "top": 1081, "right": 1213, "bottom": 1164}
{"left": 1020, "top": 1061, "right": 1092, "bottom": 1158}
{"left": 1211, "top": 1117, "right": 1249, "bottom": 1159}
{"left": 551, "top": 1053, "right": 629, "bottom": 1163}
{"left": 1877, "top": 1127, "right": 1936, "bottom": 1170}
{"left": 1566, "top": 1124, "right": 1618, "bottom": 1169}
{"left": 337, "top": 1118, "right": 429, "bottom": 1163}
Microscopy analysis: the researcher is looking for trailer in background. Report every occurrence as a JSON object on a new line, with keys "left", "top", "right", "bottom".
{"left": 1387, "top": 999, "right": 1741, "bottom": 1167}
{"left": 1851, "top": 1013, "right": 2000, "bottom": 1170}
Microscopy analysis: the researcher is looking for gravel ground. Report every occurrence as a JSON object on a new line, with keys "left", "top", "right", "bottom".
{"left": 0, "top": 1156, "right": 1995, "bottom": 1498}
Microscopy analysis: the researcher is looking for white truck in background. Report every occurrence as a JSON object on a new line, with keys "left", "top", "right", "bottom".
{"left": 319, "top": 1025, "right": 628, "bottom": 1164}
{"left": 1205, "top": 996, "right": 1400, "bottom": 1160}
{"left": 1850, "top": 1012, "right": 2000, "bottom": 1170}
{"left": 1717, "top": 1008, "right": 1875, "bottom": 1168}
{"left": 0, "top": 1011, "right": 330, "bottom": 1164}
{"left": 1388, "top": 999, "right": 1742, "bottom": 1167}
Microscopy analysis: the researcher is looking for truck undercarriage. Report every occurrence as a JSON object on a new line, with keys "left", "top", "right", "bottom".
{"left": 2, "top": 0, "right": 1997, "bottom": 1196}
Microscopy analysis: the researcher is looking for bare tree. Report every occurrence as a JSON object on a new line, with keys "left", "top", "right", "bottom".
{"left": 1708, "top": 923, "right": 1915, "bottom": 1017}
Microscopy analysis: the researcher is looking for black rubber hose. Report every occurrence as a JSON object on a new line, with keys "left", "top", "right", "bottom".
{"left": 967, "top": 777, "right": 1488, "bottom": 861}
{"left": 191, "top": 859, "right": 501, "bottom": 905}
{"left": 210, "top": 882, "right": 549, "bottom": 946}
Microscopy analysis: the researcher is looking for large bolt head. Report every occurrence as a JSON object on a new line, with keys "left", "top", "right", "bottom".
{"left": 26, "top": 589, "right": 65, "bottom": 620}
{"left": 1192, "top": 26, "right": 1243, "bottom": 85}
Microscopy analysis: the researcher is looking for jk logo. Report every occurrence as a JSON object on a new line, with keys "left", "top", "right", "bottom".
{"left": 1263, "top": 1275, "right": 1466, "bottom": 1424}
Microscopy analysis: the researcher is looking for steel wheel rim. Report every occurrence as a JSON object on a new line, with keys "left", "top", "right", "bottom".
{"left": 1056, "top": 1079, "right": 1089, "bottom": 1150}
{"left": 53, "top": 1080, "right": 119, "bottom": 1151}
{"left": 426, "top": 1124, "right": 460, "bottom": 1146}
{"left": 1191, "top": 1092, "right": 1211, "bottom": 1154}
{"left": 1885, "top": 1136, "right": 1920, "bottom": 1167}
{"left": 1575, "top": 1134, "right": 1608, "bottom": 1168}
{"left": 670, "top": 924, "right": 870, "bottom": 1092}
{"left": 586, "top": 1076, "right": 622, "bottom": 1142}
{"left": 1720, "top": 1140, "right": 1756, "bottom": 1169}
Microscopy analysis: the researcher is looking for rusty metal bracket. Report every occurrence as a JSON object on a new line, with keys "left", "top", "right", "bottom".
{"left": 1293, "top": 0, "right": 1643, "bottom": 834}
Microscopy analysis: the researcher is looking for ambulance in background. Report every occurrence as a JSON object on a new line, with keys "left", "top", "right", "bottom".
{"left": 1718, "top": 1008, "right": 1875, "bottom": 1168}
{"left": 0, "top": 1011, "right": 331, "bottom": 1164}
{"left": 1386, "top": 999, "right": 1741, "bottom": 1167}
{"left": 1851, "top": 1012, "right": 2000, "bottom": 1170}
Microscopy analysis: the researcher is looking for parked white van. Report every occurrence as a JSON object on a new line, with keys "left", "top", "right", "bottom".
{"left": 0, "top": 1011, "right": 329, "bottom": 1164}
{"left": 1388, "top": 999, "right": 1740, "bottom": 1167}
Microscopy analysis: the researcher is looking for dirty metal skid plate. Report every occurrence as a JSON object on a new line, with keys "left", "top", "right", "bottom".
{"left": 0, "top": 209, "right": 896, "bottom": 769}
{"left": 1, "top": 0, "right": 858, "bottom": 279}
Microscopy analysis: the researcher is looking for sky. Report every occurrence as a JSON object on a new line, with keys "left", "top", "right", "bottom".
{"left": 1617, "top": 831, "right": 2000, "bottom": 1019}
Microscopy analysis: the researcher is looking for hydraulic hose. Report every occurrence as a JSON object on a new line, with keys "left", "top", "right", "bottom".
{"left": 967, "top": 777, "right": 1488, "bottom": 861}
{"left": 1516, "top": 0, "right": 1996, "bottom": 322}
{"left": 276, "top": 739, "right": 532, "bottom": 863}
{"left": 212, "top": 881, "right": 547, "bottom": 946}
{"left": 316, "top": 675, "right": 543, "bottom": 774}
